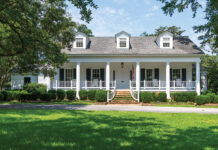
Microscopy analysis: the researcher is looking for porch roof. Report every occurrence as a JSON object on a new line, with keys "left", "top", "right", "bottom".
{"left": 62, "top": 36, "right": 204, "bottom": 56}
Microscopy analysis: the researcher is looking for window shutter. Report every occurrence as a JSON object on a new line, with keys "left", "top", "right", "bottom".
{"left": 73, "top": 68, "right": 76, "bottom": 79}
{"left": 113, "top": 70, "right": 115, "bottom": 81}
{"left": 100, "top": 68, "right": 105, "bottom": 81}
{"left": 140, "top": 69, "right": 145, "bottom": 81}
{"left": 182, "top": 68, "right": 186, "bottom": 81}
{"left": 130, "top": 70, "right": 132, "bottom": 80}
{"left": 59, "top": 69, "right": 64, "bottom": 81}
{"left": 154, "top": 68, "right": 159, "bottom": 80}
{"left": 170, "top": 69, "right": 172, "bottom": 81}
{"left": 86, "top": 69, "right": 91, "bottom": 81}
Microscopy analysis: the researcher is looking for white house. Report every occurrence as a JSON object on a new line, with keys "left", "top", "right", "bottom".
{"left": 11, "top": 31, "right": 204, "bottom": 102}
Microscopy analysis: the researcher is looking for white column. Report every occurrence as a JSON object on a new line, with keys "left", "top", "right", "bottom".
{"left": 136, "top": 62, "right": 140, "bottom": 91}
{"left": 166, "top": 62, "right": 170, "bottom": 99}
{"left": 76, "top": 62, "right": 80, "bottom": 99}
{"left": 196, "top": 62, "right": 200, "bottom": 95}
{"left": 106, "top": 62, "right": 110, "bottom": 91}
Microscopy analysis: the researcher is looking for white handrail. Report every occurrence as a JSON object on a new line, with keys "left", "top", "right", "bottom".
{"left": 107, "top": 81, "right": 116, "bottom": 102}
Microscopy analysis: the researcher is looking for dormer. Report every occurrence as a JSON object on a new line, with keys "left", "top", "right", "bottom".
{"left": 156, "top": 32, "right": 173, "bottom": 49}
{"left": 115, "top": 31, "right": 130, "bottom": 49}
{"left": 73, "top": 32, "right": 89, "bottom": 49}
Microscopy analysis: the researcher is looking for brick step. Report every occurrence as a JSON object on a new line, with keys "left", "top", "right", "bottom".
{"left": 116, "top": 91, "right": 130, "bottom": 94}
{"left": 115, "top": 94, "right": 132, "bottom": 97}
{"left": 109, "top": 100, "right": 139, "bottom": 104}
{"left": 113, "top": 98, "right": 134, "bottom": 100}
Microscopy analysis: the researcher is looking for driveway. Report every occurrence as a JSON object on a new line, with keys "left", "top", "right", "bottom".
{"left": 0, "top": 104, "right": 218, "bottom": 114}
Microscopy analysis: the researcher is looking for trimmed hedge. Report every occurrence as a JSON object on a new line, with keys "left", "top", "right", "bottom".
{"left": 19, "top": 90, "right": 29, "bottom": 101}
{"left": 206, "top": 93, "right": 216, "bottom": 103}
{"left": 196, "top": 95, "right": 210, "bottom": 105}
{"left": 66, "top": 90, "right": 76, "bottom": 100}
{"left": 156, "top": 92, "right": 167, "bottom": 102}
{"left": 40, "top": 93, "right": 51, "bottom": 101}
{"left": 95, "top": 90, "right": 107, "bottom": 102}
{"left": 23, "top": 83, "right": 46, "bottom": 93}
{"left": 214, "top": 96, "right": 218, "bottom": 103}
{"left": 87, "top": 90, "right": 96, "bottom": 100}
{"left": 140, "top": 92, "right": 153, "bottom": 103}
{"left": 0, "top": 92, "right": 4, "bottom": 101}
{"left": 48, "top": 89, "right": 57, "bottom": 100}
{"left": 57, "top": 89, "right": 65, "bottom": 100}
{"left": 79, "top": 90, "right": 88, "bottom": 100}
{"left": 172, "top": 92, "right": 197, "bottom": 102}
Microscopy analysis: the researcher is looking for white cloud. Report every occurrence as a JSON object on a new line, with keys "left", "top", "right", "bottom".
{"left": 152, "top": 5, "right": 159, "bottom": 11}
{"left": 143, "top": 0, "right": 151, "bottom": 5}
{"left": 145, "top": 13, "right": 154, "bottom": 17}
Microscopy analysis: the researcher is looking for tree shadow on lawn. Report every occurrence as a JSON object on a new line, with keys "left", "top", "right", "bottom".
{"left": 0, "top": 110, "right": 218, "bottom": 150}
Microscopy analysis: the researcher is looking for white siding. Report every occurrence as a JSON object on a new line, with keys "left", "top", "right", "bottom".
{"left": 11, "top": 75, "right": 38, "bottom": 89}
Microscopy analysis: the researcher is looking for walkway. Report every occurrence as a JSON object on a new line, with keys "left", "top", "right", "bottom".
{"left": 0, "top": 104, "right": 218, "bottom": 114}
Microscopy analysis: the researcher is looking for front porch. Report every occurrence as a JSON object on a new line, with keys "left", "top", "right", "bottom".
{"left": 51, "top": 58, "right": 201, "bottom": 101}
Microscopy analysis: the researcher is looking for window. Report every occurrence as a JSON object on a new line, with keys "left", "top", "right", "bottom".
{"left": 76, "top": 38, "right": 83, "bottom": 47}
{"left": 24, "top": 77, "right": 31, "bottom": 85}
{"left": 65, "top": 69, "right": 73, "bottom": 81}
{"left": 172, "top": 69, "right": 180, "bottom": 80}
{"left": 146, "top": 69, "right": 153, "bottom": 81}
{"left": 163, "top": 37, "right": 170, "bottom": 47}
{"left": 92, "top": 69, "right": 100, "bottom": 80}
{"left": 119, "top": 38, "right": 127, "bottom": 48}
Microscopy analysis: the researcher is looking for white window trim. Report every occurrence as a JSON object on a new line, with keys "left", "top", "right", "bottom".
{"left": 117, "top": 36, "right": 130, "bottom": 49}
{"left": 160, "top": 36, "right": 173, "bottom": 49}
{"left": 73, "top": 37, "right": 86, "bottom": 49}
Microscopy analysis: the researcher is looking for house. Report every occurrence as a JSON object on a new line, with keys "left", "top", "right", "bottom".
{"left": 11, "top": 31, "right": 204, "bottom": 101}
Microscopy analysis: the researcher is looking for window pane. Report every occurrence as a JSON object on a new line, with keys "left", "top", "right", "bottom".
{"left": 163, "top": 37, "right": 170, "bottom": 41}
{"left": 163, "top": 43, "right": 170, "bottom": 47}
{"left": 120, "top": 38, "right": 127, "bottom": 47}
{"left": 146, "top": 69, "right": 152, "bottom": 81}
{"left": 92, "top": 69, "right": 100, "bottom": 80}
{"left": 172, "top": 69, "right": 180, "bottom": 80}
{"left": 65, "top": 69, "right": 73, "bottom": 81}
{"left": 76, "top": 38, "right": 83, "bottom": 47}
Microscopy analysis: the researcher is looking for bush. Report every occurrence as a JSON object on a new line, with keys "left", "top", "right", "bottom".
{"left": 156, "top": 92, "right": 167, "bottom": 102}
{"left": 2, "top": 91, "right": 21, "bottom": 101}
{"left": 172, "top": 92, "right": 197, "bottom": 102}
{"left": 40, "top": 93, "right": 51, "bottom": 101}
{"left": 207, "top": 93, "right": 216, "bottom": 103}
{"left": 19, "top": 90, "right": 29, "bottom": 101}
{"left": 196, "top": 95, "right": 210, "bottom": 105}
{"left": 214, "top": 96, "right": 218, "bottom": 103}
{"left": 87, "top": 90, "right": 96, "bottom": 100}
{"left": 79, "top": 90, "right": 88, "bottom": 100}
{"left": 66, "top": 90, "right": 76, "bottom": 100}
{"left": 23, "top": 83, "right": 46, "bottom": 93}
{"left": 0, "top": 92, "right": 4, "bottom": 101}
{"left": 57, "top": 89, "right": 65, "bottom": 100}
{"left": 140, "top": 92, "right": 153, "bottom": 103}
{"left": 48, "top": 89, "right": 57, "bottom": 100}
{"left": 95, "top": 90, "right": 107, "bottom": 102}
{"left": 1, "top": 91, "right": 7, "bottom": 101}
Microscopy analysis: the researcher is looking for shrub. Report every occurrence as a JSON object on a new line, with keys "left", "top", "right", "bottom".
{"left": 79, "top": 90, "right": 88, "bottom": 100}
{"left": 196, "top": 95, "right": 210, "bottom": 105}
{"left": 29, "top": 91, "right": 39, "bottom": 101}
{"left": 207, "top": 93, "right": 216, "bottom": 103}
{"left": 172, "top": 92, "right": 197, "bottom": 102}
{"left": 95, "top": 90, "right": 107, "bottom": 102}
{"left": 0, "top": 92, "right": 4, "bottom": 101}
{"left": 1, "top": 91, "right": 7, "bottom": 101}
{"left": 57, "top": 89, "right": 65, "bottom": 100}
{"left": 19, "top": 90, "right": 29, "bottom": 101}
{"left": 66, "top": 90, "right": 76, "bottom": 100}
{"left": 214, "top": 96, "right": 218, "bottom": 103}
{"left": 48, "top": 89, "right": 57, "bottom": 100}
{"left": 23, "top": 83, "right": 46, "bottom": 93}
{"left": 3, "top": 91, "right": 21, "bottom": 101}
{"left": 40, "top": 93, "right": 51, "bottom": 101}
{"left": 140, "top": 92, "right": 153, "bottom": 103}
{"left": 156, "top": 92, "right": 167, "bottom": 102}
{"left": 87, "top": 90, "right": 96, "bottom": 100}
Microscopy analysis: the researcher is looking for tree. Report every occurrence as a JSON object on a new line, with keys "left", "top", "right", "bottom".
{"left": 201, "top": 55, "right": 218, "bottom": 93}
{"left": 0, "top": 0, "right": 97, "bottom": 90}
{"left": 157, "top": 0, "right": 218, "bottom": 54}
{"left": 77, "top": 24, "right": 94, "bottom": 37}
{"left": 140, "top": 26, "right": 185, "bottom": 36}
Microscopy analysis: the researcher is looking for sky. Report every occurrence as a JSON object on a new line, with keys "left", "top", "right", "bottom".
{"left": 68, "top": 0, "right": 207, "bottom": 47}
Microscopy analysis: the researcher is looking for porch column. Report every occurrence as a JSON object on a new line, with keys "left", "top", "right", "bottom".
{"left": 76, "top": 62, "right": 80, "bottom": 99}
{"left": 136, "top": 62, "right": 140, "bottom": 91}
{"left": 196, "top": 62, "right": 200, "bottom": 95}
{"left": 106, "top": 62, "right": 110, "bottom": 91}
{"left": 166, "top": 62, "right": 170, "bottom": 99}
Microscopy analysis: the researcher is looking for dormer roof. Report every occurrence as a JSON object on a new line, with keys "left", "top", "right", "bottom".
{"left": 115, "top": 31, "right": 131, "bottom": 38}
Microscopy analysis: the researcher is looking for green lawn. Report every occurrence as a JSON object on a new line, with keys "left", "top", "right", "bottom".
{"left": 151, "top": 102, "right": 218, "bottom": 108}
{"left": 0, "top": 109, "right": 218, "bottom": 150}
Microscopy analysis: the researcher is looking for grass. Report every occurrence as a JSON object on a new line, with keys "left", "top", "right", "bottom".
{"left": 151, "top": 102, "right": 218, "bottom": 108}
{"left": 0, "top": 109, "right": 218, "bottom": 150}
{"left": 0, "top": 100, "right": 94, "bottom": 105}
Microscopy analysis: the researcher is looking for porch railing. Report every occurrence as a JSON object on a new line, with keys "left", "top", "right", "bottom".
{"left": 82, "top": 80, "right": 106, "bottom": 89}
{"left": 53, "top": 80, "right": 76, "bottom": 89}
{"left": 170, "top": 81, "right": 196, "bottom": 91}
{"left": 107, "top": 81, "right": 116, "bottom": 102}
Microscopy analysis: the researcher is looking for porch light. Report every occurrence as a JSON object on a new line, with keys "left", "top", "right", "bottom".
{"left": 121, "top": 62, "right": 124, "bottom": 68}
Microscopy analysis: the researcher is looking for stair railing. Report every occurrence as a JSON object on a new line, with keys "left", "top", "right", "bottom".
{"left": 107, "top": 81, "right": 116, "bottom": 102}
{"left": 130, "top": 80, "right": 139, "bottom": 102}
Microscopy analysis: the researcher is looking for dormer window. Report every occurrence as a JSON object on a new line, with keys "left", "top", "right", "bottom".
{"left": 163, "top": 37, "right": 170, "bottom": 48}
{"left": 76, "top": 38, "right": 83, "bottom": 48}
{"left": 120, "top": 38, "right": 127, "bottom": 48}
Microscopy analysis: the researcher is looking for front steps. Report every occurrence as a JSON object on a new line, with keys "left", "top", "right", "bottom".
{"left": 109, "top": 90, "right": 138, "bottom": 104}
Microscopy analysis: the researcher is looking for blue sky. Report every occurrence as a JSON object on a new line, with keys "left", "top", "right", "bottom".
{"left": 68, "top": 0, "right": 206, "bottom": 47}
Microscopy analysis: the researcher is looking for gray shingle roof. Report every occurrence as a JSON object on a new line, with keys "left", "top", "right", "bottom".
{"left": 62, "top": 36, "right": 204, "bottom": 55}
